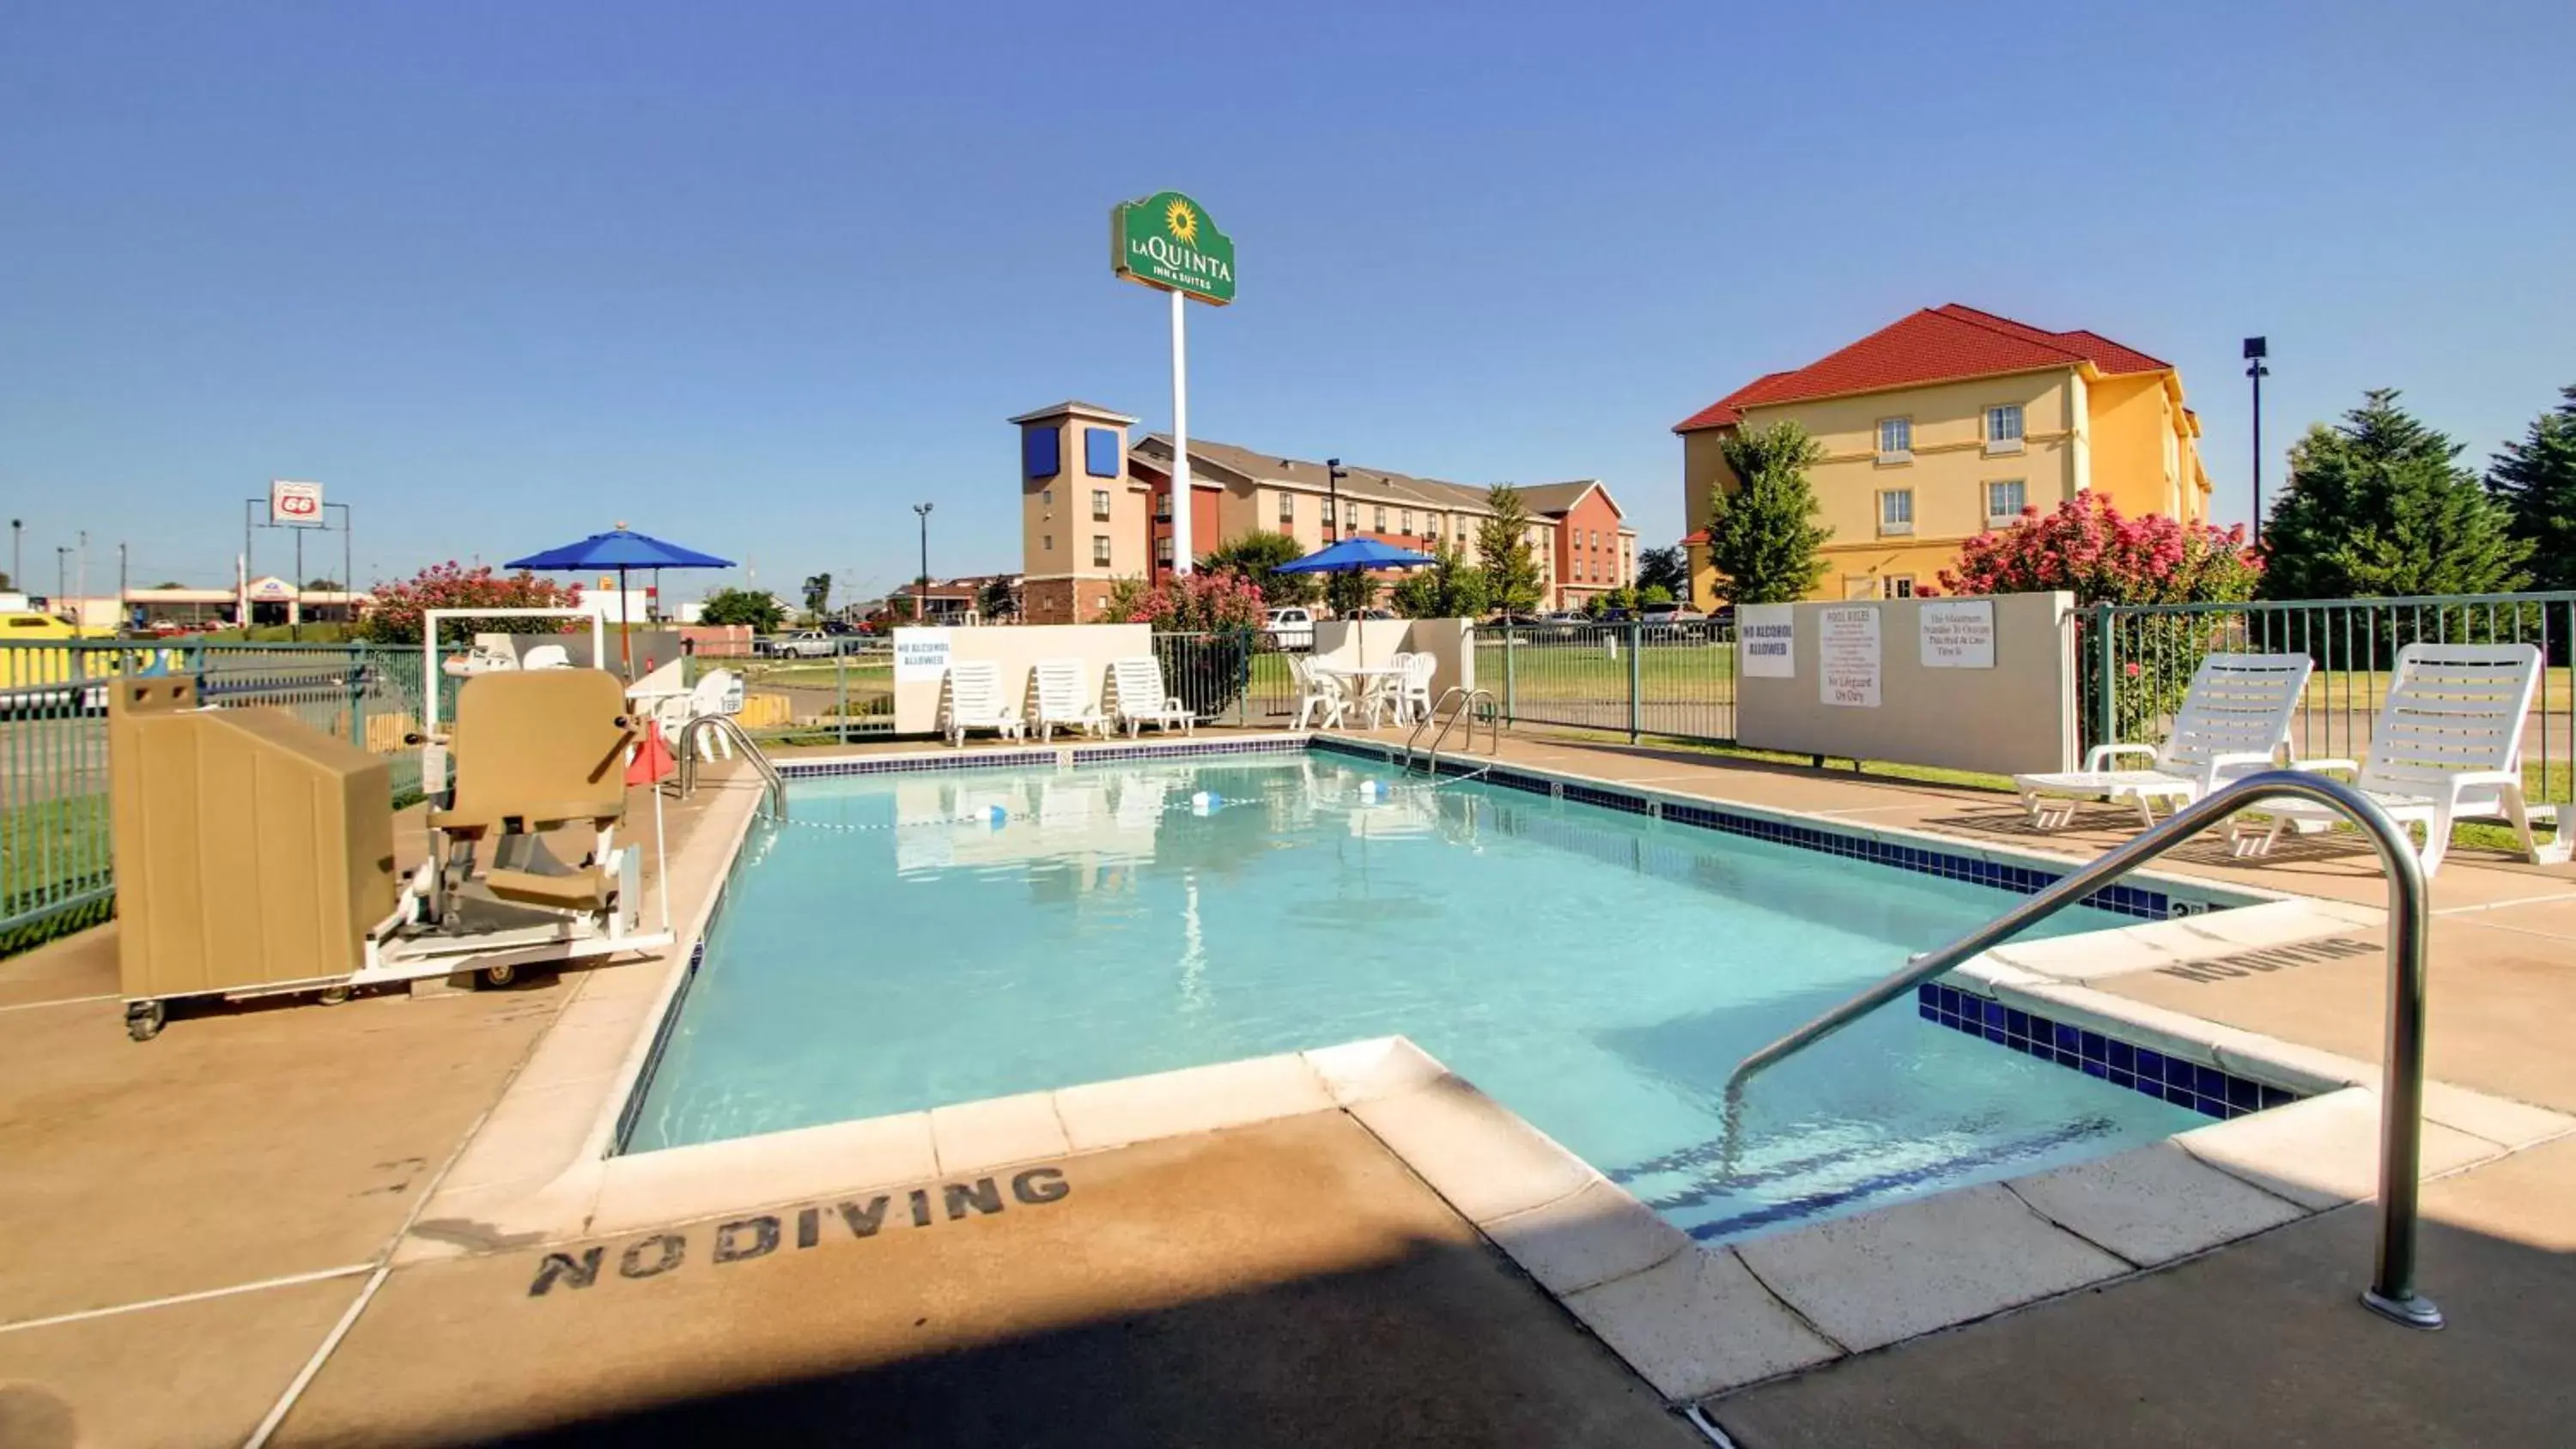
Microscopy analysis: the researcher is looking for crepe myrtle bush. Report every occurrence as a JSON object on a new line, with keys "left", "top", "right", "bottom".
{"left": 1103, "top": 569, "right": 1268, "bottom": 718}
{"left": 354, "top": 562, "right": 584, "bottom": 646}
{"left": 1941, "top": 493, "right": 2261, "bottom": 745}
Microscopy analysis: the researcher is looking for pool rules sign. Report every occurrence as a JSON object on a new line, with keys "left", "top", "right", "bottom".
{"left": 1819, "top": 606, "right": 1881, "bottom": 707}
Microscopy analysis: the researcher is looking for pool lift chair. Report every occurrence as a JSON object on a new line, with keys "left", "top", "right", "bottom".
{"left": 380, "top": 668, "right": 676, "bottom": 985}
{"left": 109, "top": 668, "right": 675, "bottom": 1040}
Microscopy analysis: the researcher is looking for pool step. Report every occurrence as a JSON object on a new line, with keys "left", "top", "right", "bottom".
{"left": 1607, "top": 1115, "right": 2122, "bottom": 1245}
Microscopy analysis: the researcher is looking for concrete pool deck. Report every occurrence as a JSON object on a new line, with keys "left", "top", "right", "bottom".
{"left": 3, "top": 727, "right": 2574, "bottom": 1444}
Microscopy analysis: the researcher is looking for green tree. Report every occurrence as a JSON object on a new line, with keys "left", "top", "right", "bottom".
{"left": 1635, "top": 545, "right": 1689, "bottom": 600}
{"left": 699, "top": 586, "right": 787, "bottom": 631}
{"left": 1325, "top": 569, "right": 1379, "bottom": 615}
{"left": 1200, "top": 530, "right": 1321, "bottom": 607}
{"left": 1474, "top": 484, "right": 1546, "bottom": 614}
{"left": 303, "top": 577, "right": 342, "bottom": 591}
{"left": 1708, "top": 421, "right": 1833, "bottom": 603}
{"left": 2261, "top": 389, "right": 2530, "bottom": 600}
{"left": 1637, "top": 583, "right": 1675, "bottom": 606}
{"left": 2488, "top": 385, "right": 2576, "bottom": 592}
{"left": 1388, "top": 538, "right": 1492, "bottom": 618}
{"left": 976, "top": 576, "right": 1018, "bottom": 621}
{"left": 800, "top": 572, "right": 833, "bottom": 617}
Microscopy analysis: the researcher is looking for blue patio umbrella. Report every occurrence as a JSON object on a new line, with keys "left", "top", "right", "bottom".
{"left": 1274, "top": 537, "right": 1437, "bottom": 664}
{"left": 507, "top": 524, "right": 737, "bottom": 676}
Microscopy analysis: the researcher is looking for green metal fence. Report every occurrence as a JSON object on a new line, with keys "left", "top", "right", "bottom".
{"left": 1481, "top": 621, "right": 1738, "bottom": 743}
{"left": 0, "top": 640, "right": 426, "bottom": 944}
{"left": 2086, "top": 591, "right": 2576, "bottom": 803}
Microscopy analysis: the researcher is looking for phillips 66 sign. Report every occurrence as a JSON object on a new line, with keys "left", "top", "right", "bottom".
{"left": 270, "top": 479, "right": 325, "bottom": 525}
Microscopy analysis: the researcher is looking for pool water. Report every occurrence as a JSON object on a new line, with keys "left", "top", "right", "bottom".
{"left": 629, "top": 755, "right": 2203, "bottom": 1243}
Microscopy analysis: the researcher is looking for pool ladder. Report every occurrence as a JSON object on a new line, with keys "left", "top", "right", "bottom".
{"left": 675, "top": 715, "right": 787, "bottom": 820}
{"left": 1719, "top": 771, "right": 2439, "bottom": 1331}
{"left": 1402, "top": 687, "right": 1499, "bottom": 777}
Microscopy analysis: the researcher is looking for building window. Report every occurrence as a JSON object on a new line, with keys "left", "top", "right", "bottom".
{"left": 1083, "top": 427, "right": 1120, "bottom": 477}
{"left": 1400, "top": 510, "right": 1413, "bottom": 535}
{"left": 1876, "top": 416, "right": 1912, "bottom": 462}
{"left": 1091, "top": 489, "right": 1110, "bottom": 521}
{"left": 1374, "top": 506, "right": 1388, "bottom": 532}
{"left": 1091, "top": 536, "right": 1111, "bottom": 567}
{"left": 1041, "top": 534, "right": 1053, "bottom": 553}
{"left": 1155, "top": 490, "right": 1171, "bottom": 520}
{"left": 1985, "top": 404, "right": 2025, "bottom": 453}
{"left": 1040, "top": 488, "right": 1054, "bottom": 506}
{"left": 1155, "top": 537, "right": 1174, "bottom": 565}
{"left": 1985, "top": 479, "right": 2026, "bottom": 526}
{"left": 1321, "top": 497, "right": 1336, "bottom": 526}
{"left": 1885, "top": 576, "right": 1916, "bottom": 599}
{"left": 1878, "top": 489, "right": 1914, "bottom": 535}
{"left": 1278, "top": 491, "right": 1295, "bottom": 524}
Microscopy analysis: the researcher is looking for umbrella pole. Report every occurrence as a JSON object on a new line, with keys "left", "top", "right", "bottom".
{"left": 619, "top": 567, "right": 633, "bottom": 678}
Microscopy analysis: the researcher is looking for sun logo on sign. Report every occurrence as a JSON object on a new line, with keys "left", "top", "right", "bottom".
{"left": 1163, "top": 198, "right": 1198, "bottom": 247}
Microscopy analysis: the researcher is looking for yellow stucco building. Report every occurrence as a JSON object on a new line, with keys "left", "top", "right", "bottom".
{"left": 1674, "top": 304, "right": 2211, "bottom": 603}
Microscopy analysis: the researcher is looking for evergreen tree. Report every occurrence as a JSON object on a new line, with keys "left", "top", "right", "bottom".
{"left": 1473, "top": 484, "right": 1546, "bottom": 614}
{"left": 2261, "top": 389, "right": 2530, "bottom": 600}
{"left": 2488, "top": 385, "right": 2576, "bottom": 592}
{"left": 1634, "top": 545, "right": 1690, "bottom": 600}
{"left": 1325, "top": 568, "right": 1379, "bottom": 615}
{"left": 976, "top": 576, "right": 1018, "bottom": 621}
{"left": 1708, "top": 421, "right": 1832, "bottom": 603}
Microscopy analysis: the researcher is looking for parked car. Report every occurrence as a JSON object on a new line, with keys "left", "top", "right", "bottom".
{"left": 1263, "top": 606, "right": 1315, "bottom": 649}
{"left": 763, "top": 630, "right": 845, "bottom": 659}
{"left": 1641, "top": 603, "right": 1711, "bottom": 640}
{"left": 1348, "top": 608, "right": 1396, "bottom": 621}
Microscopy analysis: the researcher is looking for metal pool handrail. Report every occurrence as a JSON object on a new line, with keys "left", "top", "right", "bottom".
{"left": 1722, "top": 770, "right": 2442, "bottom": 1330}
{"left": 676, "top": 714, "right": 787, "bottom": 819}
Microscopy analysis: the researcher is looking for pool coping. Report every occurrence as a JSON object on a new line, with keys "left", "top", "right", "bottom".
{"left": 395, "top": 731, "right": 2576, "bottom": 1408}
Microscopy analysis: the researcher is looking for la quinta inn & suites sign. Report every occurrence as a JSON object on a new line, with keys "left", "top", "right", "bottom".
{"left": 1111, "top": 191, "right": 1236, "bottom": 305}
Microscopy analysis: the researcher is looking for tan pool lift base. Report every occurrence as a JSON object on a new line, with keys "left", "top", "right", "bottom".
{"left": 109, "top": 670, "right": 672, "bottom": 1041}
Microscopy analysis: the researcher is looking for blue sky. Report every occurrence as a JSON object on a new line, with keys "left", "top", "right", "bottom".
{"left": 4, "top": 0, "right": 2569, "bottom": 606}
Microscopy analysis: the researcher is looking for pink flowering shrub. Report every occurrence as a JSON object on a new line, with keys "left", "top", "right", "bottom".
{"left": 1102, "top": 570, "right": 1267, "bottom": 634}
{"left": 354, "top": 561, "right": 585, "bottom": 645}
{"left": 1939, "top": 494, "right": 2259, "bottom": 606}
{"left": 1942, "top": 495, "right": 2262, "bottom": 743}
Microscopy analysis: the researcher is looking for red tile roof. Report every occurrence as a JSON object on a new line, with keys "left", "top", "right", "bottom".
{"left": 1673, "top": 305, "right": 2171, "bottom": 433}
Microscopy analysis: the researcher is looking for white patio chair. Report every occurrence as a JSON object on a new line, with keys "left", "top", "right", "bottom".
{"left": 941, "top": 660, "right": 1025, "bottom": 748}
{"left": 2229, "top": 641, "right": 2566, "bottom": 876}
{"left": 1396, "top": 652, "right": 1437, "bottom": 725}
{"left": 1033, "top": 658, "right": 1109, "bottom": 742}
{"left": 1289, "top": 654, "right": 1346, "bottom": 730}
{"left": 521, "top": 644, "right": 572, "bottom": 670}
{"left": 1109, "top": 656, "right": 1194, "bottom": 738}
{"left": 2013, "top": 653, "right": 2312, "bottom": 829}
{"left": 658, "top": 667, "right": 743, "bottom": 760}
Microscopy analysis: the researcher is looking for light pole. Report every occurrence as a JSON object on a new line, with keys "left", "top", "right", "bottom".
{"left": 55, "top": 547, "right": 70, "bottom": 632}
{"left": 2244, "top": 336, "right": 2269, "bottom": 544}
{"left": 9, "top": 518, "right": 19, "bottom": 591}
{"left": 912, "top": 502, "right": 933, "bottom": 623}
{"left": 1327, "top": 458, "right": 1346, "bottom": 542}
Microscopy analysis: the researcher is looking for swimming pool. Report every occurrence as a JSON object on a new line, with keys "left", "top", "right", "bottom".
{"left": 628, "top": 752, "right": 2210, "bottom": 1242}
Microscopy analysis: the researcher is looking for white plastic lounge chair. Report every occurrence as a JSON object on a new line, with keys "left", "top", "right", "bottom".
{"left": 1109, "top": 656, "right": 1194, "bottom": 738}
{"left": 1033, "top": 658, "right": 1109, "bottom": 743}
{"left": 520, "top": 643, "right": 572, "bottom": 670}
{"left": 2229, "top": 642, "right": 2567, "bottom": 876}
{"left": 941, "top": 661, "right": 1025, "bottom": 748}
{"left": 1289, "top": 654, "right": 1346, "bottom": 730}
{"left": 2014, "top": 653, "right": 2313, "bottom": 829}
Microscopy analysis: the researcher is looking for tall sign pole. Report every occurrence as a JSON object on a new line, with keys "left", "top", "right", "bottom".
{"left": 1113, "top": 191, "right": 1236, "bottom": 580}
{"left": 1169, "top": 288, "right": 1192, "bottom": 573}
{"left": 2244, "top": 336, "right": 2269, "bottom": 544}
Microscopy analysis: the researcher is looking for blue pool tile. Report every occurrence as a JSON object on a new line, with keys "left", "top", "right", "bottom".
{"left": 2135, "top": 1047, "right": 2165, "bottom": 1081}
{"left": 2080, "top": 1031, "right": 2107, "bottom": 1062}
{"left": 2108, "top": 1040, "right": 2136, "bottom": 1072}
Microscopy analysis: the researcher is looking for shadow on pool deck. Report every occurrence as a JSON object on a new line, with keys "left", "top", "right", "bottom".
{"left": 1707, "top": 1136, "right": 2576, "bottom": 1448}
{"left": 270, "top": 1111, "right": 1696, "bottom": 1448}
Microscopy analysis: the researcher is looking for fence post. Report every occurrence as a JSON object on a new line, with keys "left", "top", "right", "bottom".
{"left": 835, "top": 649, "right": 849, "bottom": 744}
{"left": 346, "top": 646, "right": 366, "bottom": 746}
{"left": 1503, "top": 625, "right": 1517, "bottom": 724}
{"left": 1626, "top": 621, "right": 1643, "bottom": 742}
{"left": 2093, "top": 603, "right": 2116, "bottom": 750}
